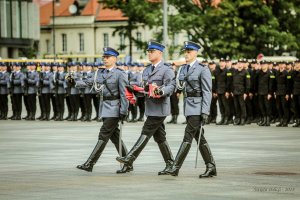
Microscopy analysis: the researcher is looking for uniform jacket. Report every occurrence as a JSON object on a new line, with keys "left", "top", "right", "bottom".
{"left": 76, "top": 67, "right": 129, "bottom": 118}
{"left": 178, "top": 60, "right": 212, "bottom": 116}
{"left": 0, "top": 71, "right": 10, "bottom": 94}
{"left": 11, "top": 71, "right": 25, "bottom": 94}
{"left": 26, "top": 71, "right": 39, "bottom": 94}
{"left": 256, "top": 70, "right": 275, "bottom": 95}
{"left": 231, "top": 69, "right": 251, "bottom": 95}
{"left": 215, "top": 67, "right": 228, "bottom": 94}
{"left": 41, "top": 71, "right": 53, "bottom": 94}
{"left": 52, "top": 71, "right": 67, "bottom": 94}
{"left": 292, "top": 71, "right": 300, "bottom": 95}
{"left": 275, "top": 70, "right": 291, "bottom": 96}
{"left": 142, "top": 62, "right": 175, "bottom": 117}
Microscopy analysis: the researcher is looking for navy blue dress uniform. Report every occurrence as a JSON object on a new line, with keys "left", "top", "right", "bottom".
{"left": 53, "top": 63, "right": 67, "bottom": 121}
{"left": 76, "top": 47, "right": 131, "bottom": 173}
{"left": 255, "top": 61, "right": 275, "bottom": 126}
{"left": 9, "top": 63, "right": 25, "bottom": 120}
{"left": 274, "top": 67, "right": 291, "bottom": 127}
{"left": 165, "top": 41, "right": 216, "bottom": 178}
{"left": 40, "top": 64, "right": 53, "bottom": 121}
{"left": 0, "top": 62, "right": 10, "bottom": 120}
{"left": 231, "top": 61, "right": 251, "bottom": 125}
{"left": 291, "top": 60, "right": 300, "bottom": 127}
{"left": 116, "top": 41, "right": 176, "bottom": 175}
{"left": 25, "top": 62, "right": 39, "bottom": 120}
{"left": 215, "top": 58, "right": 230, "bottom": 125}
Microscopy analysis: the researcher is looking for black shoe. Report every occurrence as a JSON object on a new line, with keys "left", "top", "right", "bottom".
{"left": 239, "top": 118, "right": 245, "bottom": 126}
{"left": 199, "top": 163, "right": 217, "bottom": 178}
{"left": 116, "top": 135, "right": 149, "bottom": 166}
{"left": 116, "top": 164, "right": 134, "bottom": 174}
{"left": 165, "top": 142, "right": 191, "bottom": 176}
{"left": 234, "top": 118, "right": 241, "bottom": 125}
{"left": 158, "top": 141, "right": 174, "bottom": 175}
{"left": 76, "top": 140, "right": 107, "bottom": 172}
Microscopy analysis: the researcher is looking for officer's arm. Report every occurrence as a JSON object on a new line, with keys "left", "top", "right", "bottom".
{"left": 200, "top": 67, "right": 212, "bottom": 115}
{"left": 119, "top": 72, "right": 129, "bottom": 116}
{"left": 161, "top": 68, "right": 176, "bottom": 97}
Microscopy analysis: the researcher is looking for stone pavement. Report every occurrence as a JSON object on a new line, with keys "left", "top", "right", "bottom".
{"left": 0, "top": 120, "right": 299, "bottom": 200}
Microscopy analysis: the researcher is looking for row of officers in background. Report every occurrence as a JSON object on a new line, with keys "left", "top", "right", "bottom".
{"left": 0, "top": 61, "right": 145, "bottom": 122}
{"left": 0, "top": 59, "right": 300, "bottom": 127}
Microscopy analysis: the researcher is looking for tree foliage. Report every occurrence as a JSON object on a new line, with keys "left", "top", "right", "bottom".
{"left": 103, "top": 0, "right": 299, "bottom": 59}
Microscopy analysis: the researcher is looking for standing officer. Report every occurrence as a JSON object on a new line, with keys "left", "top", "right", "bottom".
{"left": 0, "top": 62, "right": 10, "bottom": 120}
{"left": 10, "top": 63, "right": 25, "bottom": 120}
{"left": 91, "top": 63, "right": 100, "bottom": 121}
{"left": 136, "top": 63, "right": 146, "bottom": 121}
{"left": 164, "top": 41, "right": 215, "bottom": 178}
{"left": 54, "top": 63, "right": 67, "bottom": 121}
{"left": 167, "top": 62, "right": 180, "bottom": 124}
{"left": 127, "top": 63, "right": 139, "bottom": 122}
{"left": 68, "top": 62, "right": 80, "bottom": 121}
{"left": 82, "top": 63, "right": 94, "bottom": 122}
{"left": 215, "top": 58, "right": 230, "bottom": 125}
{"left": 231, "top": 59, "right": 251, "bottom": 125}
{"left": 76, "top": 47, "right": 130, "bottom": 173}
{"left": 40, "top": 63, "right": 53, "bottom": 121}
{"left": 26, "top": 62, "right": 39, "bottom": 120}
{"left": 208, "top": 61, "right": 218, "bottom": 124}
{"left": 116, "top": 41, "right": 176, "bottom": 175}
{"left": 50, "top": 63, "right": 59, "bottom": 120}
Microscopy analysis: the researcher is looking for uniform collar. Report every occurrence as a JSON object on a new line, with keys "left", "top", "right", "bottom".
{"left": 187, "top": 59, "right": 197, "bottom": 68}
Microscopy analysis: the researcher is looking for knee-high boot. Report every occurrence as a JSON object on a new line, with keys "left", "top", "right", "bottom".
{"left": 158, "top": 141, "right": 174, "bottom": 175}
{"left": 199, "top": 143, "right": 217, "bottom": 178}
{"left": 76, "top": 140, "right": 107, "bottom": 172}
{"left": 116, "top": 135, "right": 149, "bottom": 165}
{"left": 113, "top": 140, "right": 134, "bottom": 174}
{"left": 165, "top": 142, "right": 191, "bottom": 176}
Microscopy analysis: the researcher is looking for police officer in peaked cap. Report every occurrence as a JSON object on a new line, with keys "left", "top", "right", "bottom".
{"left": 76, "top": 47, "right": 131, "bottom": 173}
{"left": 165, "top": 41, "right": 217, "bottom": 178}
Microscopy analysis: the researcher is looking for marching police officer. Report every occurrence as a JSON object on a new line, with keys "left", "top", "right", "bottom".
{"left": 165, "top": 41, "right": 216, "bottom": 178}
{"left": 116, "top": 41, "right": 176, "bottom": 175}
{"left": 76, "top": 47, "right": 131, "bottom": 173}
{"left": 0, "top": 62, "right": 10, "bottom": 120}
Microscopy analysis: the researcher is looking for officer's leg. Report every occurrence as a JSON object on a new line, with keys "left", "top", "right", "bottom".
{"left": 15, "top": 94, "right": 22, "bottom": 120}
{"left": 116, "top": 116, "right": 165, "bottom": 166}
{"left": 265, "top": 96, "right": 272, "bottom": 126}
{"left": 32, "top": 94, "right": 37, "bottom": 120}
{"left": 50, "top": 94, "right": 57, "bottom": 120}
{"left": 0, "top": 95, "right": 3, "bottom": 119}
{"left": 45, "top": 93, "right": 51, "bottom": 121}
{"left": 275, "top": 96, "right": 283, "bottom": 126}
{"left": 3, "top": 94, "right": 8, "bottom": 119}
{"left": 233, "top": 95, "right": 240, "bottom": 125}
{"left": 293, "top": 95, "right": 300, "bottom": 127}
{"left": 152, "top": 123, "right": 174, "bottom": 175}
{"left": 281, "top": 96, "right": 290, "bottom": 126}
{"left": 210, "top": 97, "right": 218, "bottom": 123}
{"left": 216, "top": 95, "right": 225, "bottom": 125}
{"left": 22, "top": 95, "right": 29, "bottom": 119}
{"left": 137, "top": 97, "right": 145, "bottom": 121}
{"left": 166, "top": 116, "right": 197, "bottom": 176}
{"left": 239, "top": 95, "right": 247, "bottom": 125}
{"left": 258, "top": 95, "right": 266, "bottom": 126}
{"left": 76, "top": 118, "right": 118, "bottom": 172}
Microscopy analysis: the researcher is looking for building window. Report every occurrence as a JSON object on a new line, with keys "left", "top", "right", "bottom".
{"left": 103, "top": 33, "right": 109, "bottom": 47}
{"left": 120, "top": 33, "right": 125, "bottom": 52}
{"left": 46, "top": 39, "right": 50, "bottom": 54}
{"left": 79, "top": 33, "right": 84, "bottom": 52}
{"left": 62, "top": 34, "right": 67, "bottom": 52}
{"left": 136, "top": 32, "right": 141, "bottom": 50}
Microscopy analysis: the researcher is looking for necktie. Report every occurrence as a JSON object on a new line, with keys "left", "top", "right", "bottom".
{"left": 151, "top": 65, "right": 155, "bottom": 72}
{"left": 187, "top": 65, "right": 190, "bottom": 72}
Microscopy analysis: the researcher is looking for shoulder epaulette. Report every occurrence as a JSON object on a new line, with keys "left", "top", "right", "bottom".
{"left": 116, "top": 67, "right": 124, "bottom": 71}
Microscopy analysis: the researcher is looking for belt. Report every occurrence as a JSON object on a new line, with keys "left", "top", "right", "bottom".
{"left": 186, "top": 92, "right": 202, "bottom": 97}
{"left": 103, "top": 95, "right": 120, "bottom": 101}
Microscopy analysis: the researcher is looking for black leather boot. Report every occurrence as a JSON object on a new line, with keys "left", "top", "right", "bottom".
{"left": 265, "top": 116, "right": 270, "bottom": 126}
{"left": 234, "top": 118, "right": 240, "bottom": 125}
{"left": 64, "top": 112, "right": 71, "bottom": 120}
{"left": 173, "top": 115, "right": 178, "bottom": 124}
{"left": 76, "top": 140, "right": 107, "bottom": 172}
{"left": 116, "top": 135, "right": 149, "bottom": 166}
{"left": 258, "top": 117, "right": 266, "bottom": 126}
{"left": 0, "top": 111, "right": 3, "bottom": 120}
{"left": 85, "top": 113, "right": 92, "bottom": 122}
{"left": 15, "top": 111, "right": 21, "bottom": 120}
{"left": 44, "top": 113, "right": 50, "bottom": 121}
{"left": 199, "top": 143, "right": 217, "bottom": 178}
{"left": 165, "top": 142, "right": 191, "bottom": 176}
{"left": 158, "top": 141, "right": 174, "bottom": 175}
{"left": 73, "top": 112, "right": 79, "bottom": 121}
{"left": 167, "top": 115, "right": 175, "bottom": 124}
{"left": 223, "top": 117, "right": 229, "bottom": 125}
{"left": 239, "top": 118, "right": 245, "bottom": 126}
{"left": 114, "top": 139, "right": 134, "bottom": 174}
{"left": 2, "top": 112, "right": 8, "bottom": 120}
{"left": 292, "top": 119, "right": 300, "bottom": 127}
{"left": 31, "top": 112, "right": 36, "bottom": 120}
{"left": 68, "top": 113, "right": 74, "bottom": 121}
{"left": 276, "top": 119, "right": 283, "bottom": 127}
{"left": 25, "top": 112, "right": 32, "bottom": 121}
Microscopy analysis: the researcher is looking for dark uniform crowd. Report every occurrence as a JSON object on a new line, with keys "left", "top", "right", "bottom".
{"left": 0, "top": 58, "right": 300, "bottom": 127}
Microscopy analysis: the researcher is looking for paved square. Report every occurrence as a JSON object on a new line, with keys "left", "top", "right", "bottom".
{"left": 0, "top": 120, "right": 299, "bottom": 200}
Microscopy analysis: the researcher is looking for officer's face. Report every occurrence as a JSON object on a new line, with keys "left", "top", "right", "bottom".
{"left": 58, "top": 67, "right": 64, "bottom": 72}
{"left": 279, "top": 64, "right": 285, "bottom": 71}
{"left": 220, "top": 61, "right": 226, "bottom": 69}
{"left": 147, "top": 49, "right": 162, "bottom": 63}
{"left": 184, "top": 49, "right": 197, "bottom": 64}
{"left": 261, "top": 64, "right": 268, "bottom": 71}
{"left": 103, "top": 56, "right": 117, "bottom": 67}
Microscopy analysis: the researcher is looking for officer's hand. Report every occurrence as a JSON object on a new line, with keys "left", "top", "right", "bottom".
{"left": 119, "top": 114, "right": 127, "bottom": 124}
{"left": 200, "top": 114, "right": 209, "bottom": 126}
{"left": 144, "top": 84, "right": 149, "bottom": 92}
{"left": 125, "top": 85, "right": 134, "bottom": 93}
{"left": 153, "top": 87, "right": 164, "bottom": 96}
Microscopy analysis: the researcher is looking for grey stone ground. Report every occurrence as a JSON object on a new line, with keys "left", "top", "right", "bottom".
{"left": 0, "top": 118, "right": 299, "bottom": 200}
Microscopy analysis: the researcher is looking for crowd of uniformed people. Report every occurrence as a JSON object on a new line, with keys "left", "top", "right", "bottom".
{"left": 0, "top": 58, "right": 299, "bottom": 127}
